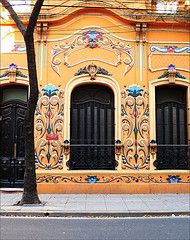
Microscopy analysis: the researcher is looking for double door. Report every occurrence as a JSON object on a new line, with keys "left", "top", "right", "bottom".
{"left": 0, "top": 101, "right": 26, "bottom": 187}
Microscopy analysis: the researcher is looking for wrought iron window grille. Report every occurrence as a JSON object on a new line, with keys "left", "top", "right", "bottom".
{"left": 155, "top": 144, "right": 190, "bottom": 170}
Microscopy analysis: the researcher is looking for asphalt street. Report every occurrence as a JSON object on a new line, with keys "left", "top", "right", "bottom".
{"left": 1, "top": 216, "right": 190, "bottom": 240}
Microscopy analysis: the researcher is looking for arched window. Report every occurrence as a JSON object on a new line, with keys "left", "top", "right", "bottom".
{"left": 156, "top": 85, "right": 189, "bottom": 169}
{"left": 69, "top": 84, "right": 115, "bottom": 170}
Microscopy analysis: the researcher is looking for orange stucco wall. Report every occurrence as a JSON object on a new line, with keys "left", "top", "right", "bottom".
{"left": 1, "top": 2, "right": 190, "bottom": 193}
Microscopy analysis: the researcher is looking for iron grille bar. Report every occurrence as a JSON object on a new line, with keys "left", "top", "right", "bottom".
{"left": 156, "top": 144, "right": 190, "bottom": 170}
{"left": 69, "top": 145, "right": 115, "bottom": 170}
{"left": 157, "top": 144, "right": 190, "bottom": 147}
{"left": 70, "top": 144, "right": 115, "bottom": 147}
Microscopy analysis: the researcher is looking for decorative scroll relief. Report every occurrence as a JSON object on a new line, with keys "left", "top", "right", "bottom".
{"left": 150, "top": 46, "right": 190, "bottom": 53}
{"left": 37, "top": 175, "right": 163, "bottom": 184}
{"left": 75, "top": 64, "right": 112, "bottom": 80}
{"left": 121, "top": 85, "right": 149, "bottom": 170}
{"left": 51, "top": 28, "right": 134, "bottom": 76}
{"left": 158, "top": 64, "right": 186, "bottom": 82}
{"left": 0, "top": 63, "right": 28, "bottom": 85}
{"left": 35, "top": 84, "right": 64, "bottom": 170}
{"left": 0, "top": 63, "right": 28, "bottom": 79}
{"left": 149, "top": 45, "right": 190, "bottom": 73}
{"left": 11, "top": 43, "right": 26, "bottom": 52}
{"left": 37, "top": 174, "right": 190, "bottom": 184}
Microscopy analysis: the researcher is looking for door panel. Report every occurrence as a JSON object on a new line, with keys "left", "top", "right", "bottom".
{"left": 70, "top": 85, "right": 115, "bottom": 170}
{"left": 15, "top": 104, "right": 26, "bottom": 158}
{"left": 0, "top": 104, "right": 14, "bottom": 158}
{"left": 0, "top": 101, "right": 26, "bottom": 187}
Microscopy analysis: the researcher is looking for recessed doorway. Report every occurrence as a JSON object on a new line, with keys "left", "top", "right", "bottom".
{"left": 69, "top": 84, "right": 115, "bottom": 170}
{"left": 0, "top": 85, "right": 28, "bottom": 187}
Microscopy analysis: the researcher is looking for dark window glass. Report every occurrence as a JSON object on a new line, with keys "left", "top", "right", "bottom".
{"left": 156, "top": 85, "right": 189, "bottom": 170}
{"left": 70, "top": 84, "right": 115, "bottom": 170}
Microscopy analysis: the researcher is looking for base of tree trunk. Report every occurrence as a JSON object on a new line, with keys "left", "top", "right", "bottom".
{"left": 17, "top": 193, "right": 41, "bottom": 205}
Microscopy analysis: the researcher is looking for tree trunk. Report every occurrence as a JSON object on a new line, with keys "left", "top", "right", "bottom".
{"left": 1, "top": 0, "right": 45, "bottom": 205}
{"left": 19, "top": 35, "right": 40, "bottom": 204}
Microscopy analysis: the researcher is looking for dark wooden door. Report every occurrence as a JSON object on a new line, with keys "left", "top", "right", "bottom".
{"left": 70, "top": 84, "right": 115, "bottom": 170}
{"left": 156, "top": 85, "right": 189, "bottom": 169}
{"left": 0, "top": 101, "right": 26, "bottom": 187}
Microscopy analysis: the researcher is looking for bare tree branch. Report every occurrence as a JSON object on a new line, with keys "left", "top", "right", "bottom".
{"left": 26, "top": 0, "right": 44, "bottom": 35}
{"left": 0, "top": 0, "right": 26, "bottom": 35}
{"left": 1, "top": 0, "right": 45, "bottom": 36}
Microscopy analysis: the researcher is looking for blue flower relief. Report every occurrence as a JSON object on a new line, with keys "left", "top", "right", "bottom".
{"left": 52, "top": 49, "right": 59, "bottom": 55}
{"left": 85, "top": 176, "right": 99, "bottom": 183}
{"left": 42, "top": 84, "right": 59, "bottom": 98}
{"left": 167, "top": 175, "right": 181, "bottom": 183}
{"left": 158, "top": 64, "right": 186, "bottom": 79}
{"left": 127, "top": 85, "right": 143, "bottom": 98}
{"left": 168, "top": 64, "right": 176, "bottom": 70}
{"left": 83, "top": 30, "right": 103, "bottom": 48}
{"left": 9, "top": 63, "right": 17, "bottom": 69}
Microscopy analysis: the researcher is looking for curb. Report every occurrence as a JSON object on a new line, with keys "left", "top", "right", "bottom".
{"left": 0, "top": 188, "right": 23, "bottom": 193}
{"left": 1, "top": 211, "right": 189, "bottom": 218}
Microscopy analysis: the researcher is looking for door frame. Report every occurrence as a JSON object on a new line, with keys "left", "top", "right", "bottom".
{"left": 64, "top": 75, "right": 121, "bottom": 170}
{"left": 149, "top": 78, "right": 190, "bottom": 170}
{"left": 0, "top": 84, "right": 28, "bottom": 187}
{"left": 70, "top": 84, "right": 115, "bottom": 170}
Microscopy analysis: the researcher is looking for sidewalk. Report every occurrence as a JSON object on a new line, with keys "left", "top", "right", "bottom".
{"left": 0, "top": 190, "right": 190, "bottom": 217}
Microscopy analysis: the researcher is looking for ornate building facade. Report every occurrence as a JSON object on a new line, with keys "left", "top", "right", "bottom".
{"left": 0, "top": 0, "right": 190, "bottom": 193}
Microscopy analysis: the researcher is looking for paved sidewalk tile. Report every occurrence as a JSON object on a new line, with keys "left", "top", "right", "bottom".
{"left": 1, "top": 193, "right": 190, "bottom": 215}
{"left": 86, "top": 203, "right": 107, "bottom": 211}
{"left": 125, "top": 201, "right": 150, "bottom": 212}
{"left": 63, "top": 202, "right": 86, "bottom": 211}
{"left": 105, "top": 203, "right": 128, "bottom": 211}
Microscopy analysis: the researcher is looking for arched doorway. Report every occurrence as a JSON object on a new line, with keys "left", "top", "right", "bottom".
{"left": 156, "top": 85, "right": 189, "bottom": 169}
{"left": 69, "top": 84, "right": 115, "bottom": 170}
{"left": 0, "top": 85, "right": 28, "bottom": 187}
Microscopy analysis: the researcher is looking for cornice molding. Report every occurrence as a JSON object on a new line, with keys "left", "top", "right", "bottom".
{"left": 5, "top": 1, "right": 189, "bottom": 25}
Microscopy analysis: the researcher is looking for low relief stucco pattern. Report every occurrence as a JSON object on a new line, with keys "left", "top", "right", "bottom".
{"left": 35, "top": 84, "right": 64, "bottom": 170}
{"left": 121, "top": 85, "right": 149, "bottom": 170}
{"left": 51, "top": 28, "right": 134, "bottom": 76}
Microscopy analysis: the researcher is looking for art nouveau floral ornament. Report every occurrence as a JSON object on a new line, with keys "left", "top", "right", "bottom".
{"left": 121, "top": 85, "right": 149, "bottom": 170}
{"left": 51, "top": 27, "right": 134, "bottom": 76}
{"left": 35, "top": 84, "right": 64, "bottom": 170}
